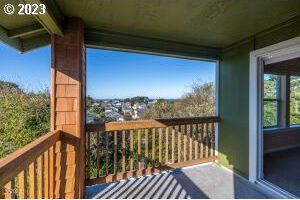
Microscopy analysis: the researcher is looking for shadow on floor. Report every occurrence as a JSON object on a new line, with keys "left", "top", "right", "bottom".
{"left": 86, "top": 163, "right": 270, "bottom": 199}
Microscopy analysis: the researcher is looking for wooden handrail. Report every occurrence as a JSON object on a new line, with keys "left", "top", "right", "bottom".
{"left": 0, "top": 130, "right": 61, "bottom": 188}
{"left": 86, "top": 116, "right": 220, "bottom": 132}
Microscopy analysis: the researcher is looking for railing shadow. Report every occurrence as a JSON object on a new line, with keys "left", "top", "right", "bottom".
{"left": 85, "top": 161, "right": 273, "bottom": 199}
{"left": 86, "top": 166, "right": 209, "bottom": 199}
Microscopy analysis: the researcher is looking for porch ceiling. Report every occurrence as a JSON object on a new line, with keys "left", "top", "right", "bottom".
{"left": 0, "top": 0, "right": 300, "bottom": 57}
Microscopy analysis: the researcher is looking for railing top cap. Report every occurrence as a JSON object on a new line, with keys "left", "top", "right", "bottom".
{"left": 86, "top": 116, "right": 220, "bottom": 132}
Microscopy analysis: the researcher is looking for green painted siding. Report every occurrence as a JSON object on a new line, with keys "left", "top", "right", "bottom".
{"left": 218, "top": 20, "right": 300, "bottom": 178}
{"left": 219, "top": 41, "right": 252, "bottom": 178}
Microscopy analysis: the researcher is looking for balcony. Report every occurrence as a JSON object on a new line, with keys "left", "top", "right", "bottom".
{"left": 0, "top": 116, "right": 272, "bottom": 198}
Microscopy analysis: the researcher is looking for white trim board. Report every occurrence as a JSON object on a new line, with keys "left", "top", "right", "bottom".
{"left": 214, "top": 61, "right": 220, "bottom": 156}
{"left": 249, "top": 36, "right": 300, "bottom": 197}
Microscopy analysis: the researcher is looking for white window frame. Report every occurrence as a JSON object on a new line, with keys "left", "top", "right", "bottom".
{"left": 263, "top": 74, "right": 282, "bottom": 129}
{"left": 215, "top": 61, "right": 220, "bottom": 156}
{"left": 249, "top": 36, "right": 300, "bottom": 198}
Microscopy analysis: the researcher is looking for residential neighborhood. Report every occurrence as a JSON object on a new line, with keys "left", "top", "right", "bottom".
{"left": 86, "top": 97, "right": 158, "bottom": 123}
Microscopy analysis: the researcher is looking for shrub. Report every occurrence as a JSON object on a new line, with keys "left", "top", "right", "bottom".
{"left": 0, "top": 81, "right": 50, "bottom": 158}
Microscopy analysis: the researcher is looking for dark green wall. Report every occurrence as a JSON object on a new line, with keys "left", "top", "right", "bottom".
{"left": 218, "top": 20, "right": 300, "bottom": 178}
{"left": 219, "top": 41, "right": 252, "bottom": 178}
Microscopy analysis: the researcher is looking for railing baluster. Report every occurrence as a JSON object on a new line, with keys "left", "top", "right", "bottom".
{"left": 114, "top": 131, "right": 118, "bottom": 174}
{"left": 105, "top": 132, "right": 109, "bottom": 176}
{"left": 184, "top": 125, "right": 187, "bottom": 162}
{"left": 205, "top": 123, "right": 209, "bottom": 158}
{"left": 49, "top": 145, "right": 55, "bottom": 198}
{"left": 200, "top": 123, "right": 204, "bottom": 158}
{"left": 195, "top": 124, "right": 199, "bottom": 160}
{"left": 44, "top": 151, "right": 49, "bottom": 198}
{"left": 86, "top": 132, "right": 91, "bottom": 179}
{"left": 37, "top": 155, "right": 43, "bottom": 199}
{"left": 210, "top": 123, "right": 214, "bottom": 156}
{"left": 130, "top": 130, "right": 134, "bottom": 171}
{"left": 97, "top": 131, "right": 100, "bottom": 178}
{"left": 172, "top": 127, "right": 175, "bottom": 163}
{"left": 122, "top": 130, "right": 126, "bottom": 173}
{"left": 159, "top": 128, "right": 162, "bottom": 165}
{"left": 18, "top": 170, "right": 27, "bottom": 198}
{"left": 152, "top": 128, "right": 156, "bottom": 167}
{"left": 137, "top": 129, "right": 141, "bottom": 170}
{"left": 29, "top": 162, "right": 36, "bottom": 198}
{"left": 145, "top": 129, "right": 149, "bottom": 168}
{"left": 189, "top": 124, "right": 193, "bottom": 161}
{"left": 165, "top": 127, "right": 169, "bottom": 164}
{"left": 178, "top": 125, "right": 181, "bottom": 163}
{"left": 4, "top": 180, "right": 15, "bottom": 199}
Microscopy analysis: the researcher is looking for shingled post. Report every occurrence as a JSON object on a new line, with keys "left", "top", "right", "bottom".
{"left": 51, "top": 18, "right": 86, "bottom": 198}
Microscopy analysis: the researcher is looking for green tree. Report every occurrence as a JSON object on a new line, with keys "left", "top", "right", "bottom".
{"left": 125, "top": 96, "right": 149, "bottom": 106}
{"left": 142, "top": 82, "right": 215, "bottom": 119}
{"left": 0, "top": 81, "right": 50, "bottom": 158}
{"left": 86, "top": 95, "right": 105, "bottom": 120}
{"left": 142, "top": 99, "right": 176, "bottom": 119}
{"left": 263, "top": 74, "right": 278, "bottom": 127}
{"left": 290, "top": 76, "right": 300, "bottom": 124}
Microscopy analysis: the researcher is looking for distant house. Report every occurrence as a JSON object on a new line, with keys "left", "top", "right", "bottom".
{"left": 122, "top": 102, "right": 132, "bottom": 114}
{"left": 132, "top": 103, "right": 147, "bottom": 119}
{"left": 105, "top": 107, "right": 113, "bottom": 113}
{"left": 105, "top": 111, "right": 124, "bottom": 122}
{"left": 86, "top": 112, "right": 97, "bottom": 124}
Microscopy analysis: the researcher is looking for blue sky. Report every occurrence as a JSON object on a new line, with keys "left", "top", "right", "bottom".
{"left": 87, "top": 49, "right": 216, "bottom": 99}
{"left": 0, "top": 43, "right": 216, "bottom": 99}
{"left": 0, "top": 44, "right": 51, "bottom": 92}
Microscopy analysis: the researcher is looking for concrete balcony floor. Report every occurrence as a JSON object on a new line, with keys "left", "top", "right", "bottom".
{"left": 85, "top": 162, "right": 271, "bottom": 199}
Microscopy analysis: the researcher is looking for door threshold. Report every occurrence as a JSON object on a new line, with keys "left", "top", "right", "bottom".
{"left": 256, "top": 179, "right": 298, "bottom": 199}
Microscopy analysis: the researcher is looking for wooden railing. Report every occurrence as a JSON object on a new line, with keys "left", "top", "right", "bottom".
{"left": 0, "top": 130, "right": 61, "bottom": 199}
{"left": 85, "top": 116, "right": 220, "bottom": 185}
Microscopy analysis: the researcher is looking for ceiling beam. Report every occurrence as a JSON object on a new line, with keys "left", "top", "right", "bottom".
{"left": 85, "top": 29, "right": 221, "bottom": 61}
{"left": 22, "top": 33, "right": 50, "bottom": 52}
{"left": 8, "top": 24, "right": 46, "bottom": 39}
{"left": 223, "top": 14, "right": 300, "bottom": 52}
{"left": 21, "top": 0, "right": 63, "bottom": 36}
{"left": 0, "top": 26, "right": 22, "bottom": 52}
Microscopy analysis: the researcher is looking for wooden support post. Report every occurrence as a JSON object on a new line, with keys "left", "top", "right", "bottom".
{"left": 51, "top": 18, "right": 86, "bottom": 198}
